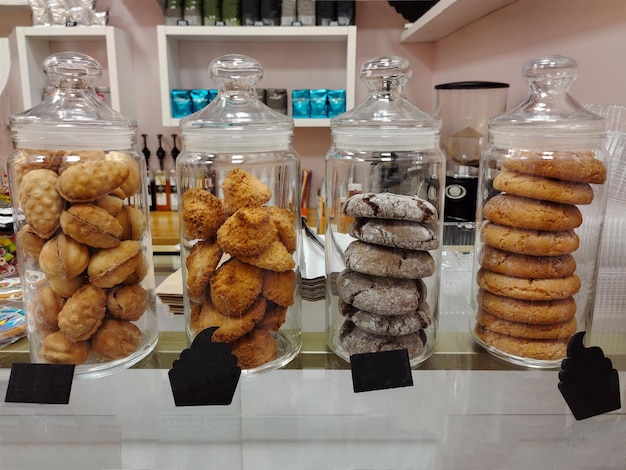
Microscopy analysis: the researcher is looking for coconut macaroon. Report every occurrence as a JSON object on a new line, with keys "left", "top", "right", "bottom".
{"left": 222, "top": 168, "right": 272, "bottom": 215}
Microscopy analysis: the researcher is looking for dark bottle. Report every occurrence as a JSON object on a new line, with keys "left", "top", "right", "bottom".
{"left": 169, "top": 134, "right": 180, "bottom": 211}
{"left": 155, "top": 133, "right": 171, "bottom": 211}
{"left": 142, "top": 133, "right": 156, "bottom": 211}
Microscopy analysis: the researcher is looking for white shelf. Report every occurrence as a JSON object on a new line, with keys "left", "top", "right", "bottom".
{"left": 8, "top": 26, "right": 136, "bottom": 118}
{"left": 157, "top": 25, "right": 357, "bottom": 128}
{"left": 400, "top": 0, "right": 517, "bottom": 43}
{"left": 0, "top": 0, "right": 29, "bottom": 6}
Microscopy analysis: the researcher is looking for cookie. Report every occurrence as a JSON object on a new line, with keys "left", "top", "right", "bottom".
{"left": 181, "top": 188, "right": 227, "bottom": 241}
{"left": 60, "top": 203, "right": 123, "bottom": 249}
{"left": 39, "top": 331, "right": 90, "bottom": 364}
{"left": 217, "top": 206, "right": 278, "bottom": 258}
{"left": 107, "top": 283, "right": 148, "bottom": 322}
{"left": 503, "top": 150, "right": 606, "bottom": 184}
{"left": 492, "top": 170, "right": 594, "bottom": 205}
{"left": 261, "top": 269, "right": 296, "bottom": 307}
{"left": 479, "top": 245, "right": 576, "bottom": 279}
{"left": 474, "top": 324, "right": 568, "bottom": 361}
{"left": 19, "top": 168, "right": 65, "bottom": 239}
{"left": 477, "top": 290, "right": 577, "bottom": 324}
{"left": 339, "top": 300, "right": 431, "bottom": 336}
{"left": 229, "top": 327, "right": 278, "bottom": 369}
{"left": 257, "top": 301, "right": 288, "bottom": 331}
{"left": 222, "top": 168, "right": 272, "bottom": 215}
{"left": 339, "top": 320, "right": 426, "bottom": 357}
{"left": 57, "top": 160, "right": 130, "bottom": 202}
{"left": 336, "top": 269, "right": 425, "bottom": 316}
{"left": 344, "top": 240, "right": 436, "bottom": 279}
{"left": 483, "top": 194, "right": 582, "bottom": 231}
{"left": 185, "top": 239, "right": 224, "bottom": 299}
{"left": 477, "top": 268, "right": 581, "bottom": 301}
{"left": 480, "top": 222, "right": 580, "bottom": 256}
{"left": 342, "top": 192, "right": 438, "bottom": 223}
{"left": 350, "top": 218, "right": 439, "bottom": 251}
{"left": 38, "top": 233, "right": 90, "bottom": 280}
{"left": 209, "top": 258, "right": 264, "bottom": 317}
{"left": 476, "top": 309, "right": 577, "bottom": 340}
{"left": 201, "top": 297, "right": 266, "bottom": 342}
{"left": 238, "top": 240, "right": 295, "bottom": 272}
{"left": 91, "top": 318, "right": 142, "bottom": 360}
{"left": 265, "top": 206, "right": 297, "bottom": 254}
{"left": 57, "top": 284, "right": 107, "bottom": 342}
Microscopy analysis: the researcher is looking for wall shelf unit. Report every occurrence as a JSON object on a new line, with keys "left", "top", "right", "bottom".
{"left": 9, "top": 26, "right": 136, "bottom": 118}
{"left": 157, "top": 25, "right": 357, "bottom": 128}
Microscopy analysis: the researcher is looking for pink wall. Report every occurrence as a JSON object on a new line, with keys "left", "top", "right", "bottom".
{"left": 2, "top": 0, "right": 626, "bottom": 202}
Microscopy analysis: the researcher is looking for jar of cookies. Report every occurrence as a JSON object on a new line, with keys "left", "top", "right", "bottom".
{"left": 325, "top": 56, "right": 445, "bottom": 366}
{"left": 8, "top": 52, "right": 158, "bottom": 377}
{"left": 177, "top": 54, "right": 301, "bottom": 373}
{"left": 472, "top": 55, "right": 610, "bottom": 368}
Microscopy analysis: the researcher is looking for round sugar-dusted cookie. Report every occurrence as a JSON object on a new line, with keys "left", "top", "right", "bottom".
{"left": 344, "top": 240, "right": 435, "bottom": 279}
{"left": 342, "top": 192, "right": 438, "bottom": 223}
{"left": 336, "top": 269, "right": 425, "bottom": 316}
{"left": 476, "top": 309, "right": 577, "bottom": 340}
{"left": 483, "top": 194, "right": 582, "bottom": 231}
{"left": 503, "top": 150, "right": 606, "bottom": 184}
{"left": 492, "top": 170, "right": 594, "bottom": 205}
{"left": 474, "top": 324, "right": 568, "bottom": 361}
{"left": 350, "top": 218, "right": 438, "bottom": 251}
{"left": 477, "top": 289, "right": 577, "bottom": 324}
{"left": 479, "top": 244, "right": 576, "bottom": 279}
{"left": 339, "top": 299, "right": 431, "bottom": 336}
{"left": 480, "top": 222, "right": 579, "bottom": 256}
{"left": 477, "top": 268, "right": 581, "bottom": 301}
{"left": 339, "top": 320, "right": 426, "bottom": 357}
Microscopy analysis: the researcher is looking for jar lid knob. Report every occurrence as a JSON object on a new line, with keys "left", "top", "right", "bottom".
{"left": 43, "top": 52, "right": 103, "bottom": 88}
{"left": 522, "top": 55, "right": 578, "bottom": 91}
{"left": 360, "top": 56, "right": 412, "bottom": 94}
{"left": 209, "top": 54, "right": 262, "bottom": 93}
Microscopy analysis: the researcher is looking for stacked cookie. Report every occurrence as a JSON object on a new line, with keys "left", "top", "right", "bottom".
{"left": 335, "top": 192, "right": 439, "bottom": 360}
{"left": 183, "top": 168, "right": 297, "bottom": 370}
{"left": 13, "top": 149, "right": 150, "bottom": 365}
{"left": 475, "top": 150, "right": 607, "bottom": 361}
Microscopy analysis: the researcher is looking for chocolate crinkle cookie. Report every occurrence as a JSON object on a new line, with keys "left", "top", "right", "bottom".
{"left": 339, "top": 320, "right": 426, "bottom": 357}
{"left": 342, "top": 192, "right": 438, "bottom": 223}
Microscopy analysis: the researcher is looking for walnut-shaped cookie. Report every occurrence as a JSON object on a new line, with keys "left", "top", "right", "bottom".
{"left": 60, "top": 203, "right": 124, "bottom": 248}
{"left": 39, "top": 331, "right": 90, "bottom": 364}
{"left": 57, "top": 284, "right": 107, "bottom": 342}
{"left": 88, "top": 240, "right": 142, "bottom": 288}
{"left": 39, "top": 233, "right": 90, "bottom": 280}
{"left": 107, "top": 283, "right": 148, "bottom": 321}
{"left": 91, "top": 318, "right": 142, "bottom": 360}
{"left": 57, "top": 160, "right": 130, "bottom": 202}
{"left": 19, "top": 168, "right": 64, "bottom": 238}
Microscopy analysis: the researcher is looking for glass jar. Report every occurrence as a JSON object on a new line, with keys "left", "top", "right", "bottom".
{"left": 471, "top": 55, "right": 611, "bottom": 368}
{"left": 8, "top": 52, "right": 158, "bottom": 377}
{"left": 177, "top": 54, "right": 301, "bottom": 373}
{"left": 325, "top": 56, "right": 445, "bottom": 366}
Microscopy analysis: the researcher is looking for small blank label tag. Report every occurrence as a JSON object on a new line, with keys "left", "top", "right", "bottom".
{"left": 5, "top": 363, "right": 74, "bottom": 404}
{"left": 350, "top": 349, "right": 413, "bottom": 393}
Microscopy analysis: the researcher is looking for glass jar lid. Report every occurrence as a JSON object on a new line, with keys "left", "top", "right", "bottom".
{"left": 489, "top": 55, "right": 606, "bottom": 148}
{"left": 180, "top": 54, "right": 293, "bottom": 152}
{"left": 331, "top": 56, "right": 440, "bottom": 150}
{"left": 10, "top": 52, "right": 136, "bottom": 150}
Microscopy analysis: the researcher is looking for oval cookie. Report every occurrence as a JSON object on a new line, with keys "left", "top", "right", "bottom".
{"left": 339, "top": 320, "right": 426, "bottom": 357}
{"left": 350, "top": 218, "right": 439, "bottom": 251}
{"left": 493, "top": 170, "right": 594, "bottom": 205}
{"left": 339, "top": 299, "right": 431, "bottom": 336}
{"left": 479, "top": 245, "right": 576, "bottom": 279}
{"left": 477, "top": 289, "right": 577, "bottom": 324}
{"left": 476, "top": 309, "right": 577, "bottom": 340}
{"left": 474, "top": 324, "right": 568, "bottom": 361}
{"left": 503, "top": 150, "right": 606, "bottom": 184}
{"left": 344, "top": 240, "right": 436, "bottom": 279}
{"left": 477, "top": 268, "right": 581, "bottom": 301}
{"left": 342, "top": 192, "right": 438, "bottom": 222}
{"left": 480, "top": 222, "right": 579, "bottom": 256}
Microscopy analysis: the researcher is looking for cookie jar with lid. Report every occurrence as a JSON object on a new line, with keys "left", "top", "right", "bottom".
{"left": 325, "top": 56, "right": 445, "bottom": 366}
{"left": 177, "top": 54, "right": 302, "bottom": 373}
{"left": 8, "top": 52, "right": 159, "bottom": 377}
{"left": 471, "top": 55, "right": 610, "bottom": 368}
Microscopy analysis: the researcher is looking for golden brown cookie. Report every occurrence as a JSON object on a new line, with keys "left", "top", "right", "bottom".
{"left": 31, "top": 286, "right": 64, "bottom": 331}
{"left": 39, "top": 233, "right": 90, "bottom": 280}
{"left": 261, "top": 269, "right": 296, "bottom": 307}
{"left": 12, "top": 148, "right": 63, "bottom": 186}
{"left": 91, "top": 318, "right": 143, "bottom": 360}
{"left": 115, "top": 205, "right": 147, "bottom": 241}
{"left": 474, "top": 324, "right": 568, "bottom": 361}
{"left": 185, "top": 239, "right": 223, "bottom": 299}
{"left": 200, "top": 297, "right": 266, "bottom": 342}
{"left": 477, "top": 289, "right": 577, "bottom": 324}
{"left": 229, "top": 327, "right": 278, "bottom": 369}
{"left": 217, "top": 206, "right": 278, "bottom": 257}
{"left": 95, "top": 194, "right": 125, "bottom": 216}
{"left": 479, "top": 245, "right": 576, "bottom": 279}
{"left": 181, "top": 188, "right": 227, "bottom": 240}
{"left": 48, "top": 275, "right": 86, "bottom": 298}
{"left": 16, "top": 224, "right": 46, "bottom": 259}
{"left": 480, "top": 222, "right": 580, "bottom": 256}
{"left": 57, "top": 160, "right": 130, "bottom": 202}
{"left": 60, "top": 203, "right": 123, "bottom": 248}
{"left": 492, "top": 170, "right": 594, "bottom": 205}
{"left": 107, "top": 283, "right": 148, "bottom": 321}
{"left": 222, "top": 168, "right": 272, "bottom": 215}
{"left": 57, "top": 284, "right": 107, "bottom": 342}
{"left": 87, "top": 240, "right": 142, "bottom": 288}
{"left": 209, "top": 259, "right": 264, "bottom": 317}
{"left": 257, "top": 301, "right": 288, "bottom": 331}
{"left": 476, "top": 309, "right": 577, "bottom": 340}
{"left": 106, "top": 151, "right": 142, "bottom": 198}
{"left": 122, "top": 251, "right": 148, "bottom": 285}
{"left": 503, "top": 150, "right": 607, "bottom": 184}
{"left": 265, "top": 206, "right": 297, "bottom": 253}
{"left": 19, "top": 168, "right": 64, "bottom": 238}
{"left": 483, "top": 194, "right": 582, "bottom": 231}
{"left": 238, "top": 240, "right": 295, "bottom": 272}
{"left": 477, "top": 268, "right": 581, "bottom": 301}
{"left": 39, "top": 331, "right": 90, "bottom": 364}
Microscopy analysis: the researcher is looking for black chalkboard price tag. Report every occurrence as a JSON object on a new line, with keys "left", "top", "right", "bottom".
{"left": 350, "top": 349, "right": 413, "bottom": 393}
{"left": 5, "top": 363, "right": 75, "bottom": 404}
